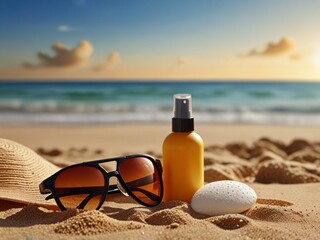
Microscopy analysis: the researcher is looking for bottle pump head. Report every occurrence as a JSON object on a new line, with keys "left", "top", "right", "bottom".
{"left": 174, "top": 94, "right": 192, "bottom": 119}
{"left": 172, "top": 94, "right": 194, "bottom": 132}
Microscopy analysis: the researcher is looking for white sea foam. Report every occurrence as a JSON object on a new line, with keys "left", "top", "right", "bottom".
{"left": 1, "top": 110, "right": 320, "bottom": 125}
{"left": 1, "top": 81, "right": 320, "bottom": 125}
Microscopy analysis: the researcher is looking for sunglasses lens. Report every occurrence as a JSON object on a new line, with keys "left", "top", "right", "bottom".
{"left": 119, "top": 157, "right": 162, "bottom": 205}
{"left": 54, "top": 166, "right": 106, "bottom": 210}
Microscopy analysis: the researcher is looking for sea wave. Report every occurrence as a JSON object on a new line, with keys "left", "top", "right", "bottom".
{"left": 1, "top": 102, "right": 320, "bottom": 125}
{"left": 1, "top": 81, "right": 320, "bottom": 125}
{"left": 1, "top": 111, "right": 320, "bottom": 125}
{"left": 1, "top": 100, "right": 320, "bottom": 114}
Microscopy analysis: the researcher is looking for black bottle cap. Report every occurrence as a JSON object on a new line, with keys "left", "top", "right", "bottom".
{"left": 172, "top": 118, "right": 194, "bottom": 132}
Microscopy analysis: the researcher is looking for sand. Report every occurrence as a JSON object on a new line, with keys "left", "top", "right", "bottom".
{"left": 0, "top": 124, "right": 320, "bottom": 239}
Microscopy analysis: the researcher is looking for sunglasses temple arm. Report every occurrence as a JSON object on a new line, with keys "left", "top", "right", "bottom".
{"left": 108, "top": 183, "right": 159, "bottom": 200}
{"left": 43, "top": 186, "right": 106, "bottom": 201}
{"left": 122, "top": 175, "right": 161, "bottom": 201}
{"left": 129, "top": 187, "right": 160, "bottom": 201}
{"left": 45, "top": 194, "right": 54, "bottom": 201}
{"left": 39, "top": 181, "right": 55, "bottom": 200}
{"left": 43, "top": 186, "right": 122, "bottom": 202}
{"left": 107, "top": 184, "right": 121, "bottom": 194}
{"left": 76, "top": 192, "right": 103, "bottom": 209}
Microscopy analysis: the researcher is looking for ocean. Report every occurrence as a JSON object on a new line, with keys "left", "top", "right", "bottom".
{"left": 1, "top": 81, "right": 320, "bottom": 125}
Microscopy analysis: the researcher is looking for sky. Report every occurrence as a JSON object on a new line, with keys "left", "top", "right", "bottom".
{"left": 1, "top": 0, "right": 320, "bottom": 80}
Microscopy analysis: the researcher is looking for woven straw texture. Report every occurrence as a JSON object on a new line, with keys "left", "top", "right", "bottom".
{"left": 0, "top": 138, "right": 59, "bottom": 206}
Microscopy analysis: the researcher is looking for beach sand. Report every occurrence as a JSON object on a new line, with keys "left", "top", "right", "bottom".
{"left": 1, "top": 124, "right": 320, "bottom": 239}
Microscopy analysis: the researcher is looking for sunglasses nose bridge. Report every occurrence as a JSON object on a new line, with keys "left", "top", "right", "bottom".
{"left": 107, "top": 172, "right": 129, "bottom": 197}
{"left": 107, "top": 170, "right": 120, "bottom": 178}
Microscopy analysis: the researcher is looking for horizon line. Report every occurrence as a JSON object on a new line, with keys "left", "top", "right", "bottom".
{"left": 0, "top": 78, "right": 320, "bottom": 84}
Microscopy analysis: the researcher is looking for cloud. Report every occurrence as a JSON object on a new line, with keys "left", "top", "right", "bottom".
{"left": 244, "top": 37, "right": 295, "bottom": 57}
{"left": 23, "top": 40, "right": 93, "bottom": 69}
{"left": 289, "top": 51, "right": 310, "bottom": 61}
{"left": 57, "top": 25, "right": 72, "bottom": 32}
{"left": 94, "top": 51, "right": 120, "bottom": 71}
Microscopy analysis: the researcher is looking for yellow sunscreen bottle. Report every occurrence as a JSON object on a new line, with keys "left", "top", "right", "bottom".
{"left": 162, "top": 94, "right": 204, "bottom": 203}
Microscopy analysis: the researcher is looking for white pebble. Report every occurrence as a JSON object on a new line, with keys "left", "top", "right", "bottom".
{"left": 191, "top": 180, "right": 257, "bottom": 216}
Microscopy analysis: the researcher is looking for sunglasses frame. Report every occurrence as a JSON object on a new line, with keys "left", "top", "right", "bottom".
{"left": 39, "top": 154, "right": 164, "bottom": 210}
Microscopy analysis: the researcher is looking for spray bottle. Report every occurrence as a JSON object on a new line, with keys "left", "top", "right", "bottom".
{"left": 162, "top": 94, "right": 204, "bottom": 203}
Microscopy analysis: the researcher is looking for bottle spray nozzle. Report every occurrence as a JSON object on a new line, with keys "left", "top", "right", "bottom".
{"left": 173, "top": 94, "right": 192, "bottom": 119}
{"left": 172, "top": 94, "right": 194, "bottom": 132}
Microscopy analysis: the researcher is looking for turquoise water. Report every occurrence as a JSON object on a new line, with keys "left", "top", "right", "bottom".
{"left": 1, "top": 81, "right": 320, "bottom": 124}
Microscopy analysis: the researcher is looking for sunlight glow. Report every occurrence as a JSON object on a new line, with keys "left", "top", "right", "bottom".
{"left": 313, "top": 50, "right": 320, "bottom": 68}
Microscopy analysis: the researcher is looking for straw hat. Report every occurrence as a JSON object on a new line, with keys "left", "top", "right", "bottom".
{"left": 0, "top": 138, "right": 60, "bottom": 207}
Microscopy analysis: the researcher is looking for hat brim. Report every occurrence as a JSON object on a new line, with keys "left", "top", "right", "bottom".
{"left": 0, "top": 138, "right": 61, "bottom": 208}
{"left": 0, "top": 189, "right": 58, "bottom": 208}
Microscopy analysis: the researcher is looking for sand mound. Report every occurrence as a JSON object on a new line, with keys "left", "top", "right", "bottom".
{"left": 252, "top": 149, "right": 286, "bottom": 164}
{"left": 108, "top": 207, "right": 149, "bottom": 223}
{"left": 205, "top": 164, "right": 255, "bottom": 182}
{"left": 256, "top": 198, "right": 293, "bottom": 207}
{"left": 151, "top": 200, "right": 188, "bottom": 212}
{"left": 145, "top": 208, "right": 195, "bottom": 226}
{"left": 206, "top": 215, "right": 250, "bottom": 230}
{"left": 54, "top": 210, "right": 144, "bottom": 235}
{"left": 204, "top": 138, "right": 320, "bottom": 184}
{"left": 256, "top": 160, "right": 320, "bottom": 183}
{"left": 0, "top": 206, "right": 78, "bottom": 227}
{"left": 285, "top": 139, "right": 312, "bottom": 155}
{"left": 256, "top": 137, "right": 287, "bottom": 151}
{"left": 145, "top": 201, "right": 201, "bottom": 226}
{"left": 252, "top": 138, "right": 287, "bottom": 159}
{"left": 149, "top": 200, "right": 206, "bottom": 220}
{"left": 226, "top": 142, "right": 250, "bottom": 159}
{"left": 288, "top": 147, "right": 320, "bottom": 163}
{"left": 204, "top": 167, "right": 233, "bottom": 182}
{"left": 245, "top": 205, "right": 304, "bottom": 223}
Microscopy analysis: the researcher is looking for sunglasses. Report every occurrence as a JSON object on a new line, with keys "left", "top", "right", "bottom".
{"left": 39, "top": 154, "right": 163, "bottom": 210}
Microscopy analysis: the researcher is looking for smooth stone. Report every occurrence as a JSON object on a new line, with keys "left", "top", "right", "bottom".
{"left": 191, "top": 180, "right": 257, "bottom": 216}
